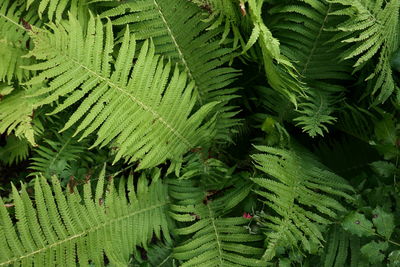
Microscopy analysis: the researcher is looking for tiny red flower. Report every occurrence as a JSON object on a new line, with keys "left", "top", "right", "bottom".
{"left": 243, "top": 212, "right": 253, "bottom": 219}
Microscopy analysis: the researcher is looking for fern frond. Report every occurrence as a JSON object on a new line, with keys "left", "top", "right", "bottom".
{"left": 100, "top": 0, "right": 241, "bottom": 142}
{"left": 329, "top": 0, "right": 400, "bottom": 104}
{"left": 0, "top": 168, "right": 171, "bottom": 266}
{"left": 0, "top": 0, "right": 37, "bottom": 83}
{"left": 266, "top": 0, "right": 353, "bottom": 136}
{"left": 29, "top": 129, "right": 93, "bottom": 177}
{"left": 293, "top": 84, "right": 342, "bottom": 137}
{"left": 176, "top": 152, "right": 236, "bottom": 191}
{"left": 169, "top": 178, "right": 264, "bottom": 266}
{"left": 251, "top": 146, "right": 354, "bottom": 261}
{"left": 0, "top": 87, "right": 37, "bottom": 145}
{"left": 322, "top": 225, "right": 349, "bottom": 267}
{"left": 25, "top": 14, "right": 216, "bottom": 169}
{"left": 0, "top": 135, "right": 30, "bottom": 166}
{"left": 244, "top": 0, "right": 305, "bottom": 106}
{"left": 190, "top": 0, "right": 248, "bottom": 49}
{"left": 133, "top": 240, "right": 176, "bottom": 267}
{"left": 26, "top": 0, "right": 91, "bottom": 22}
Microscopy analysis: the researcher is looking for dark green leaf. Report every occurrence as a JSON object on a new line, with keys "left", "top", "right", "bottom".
{"left": 360, "top": 241, "right": 388, "bottom": 264}
{"left": 342, "top": 212, "right": 374, "bottom": 237}
{"left": 372, "top": 206, "right": 395, "bottom": 239}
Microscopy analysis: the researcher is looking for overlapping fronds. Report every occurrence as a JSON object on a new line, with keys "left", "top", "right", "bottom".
{"left": 190, "top": 0, "right": 248, "bottom": 48}
{"left": 0, "top": 135, "right": 30, "bottom": 165}
{"left": 321, "top": 225, "right": 350, "bottom": 267}
{"left": 293, "top": 84, "right": 342, "bottom": 137}
{"left": 100, "top": 0, "right": 241, "bottom": 141}
{"left": 266, "top": 0, "right": 352, "bottom": 136}
{"left": 0, "top": 168, "right": 171, "bottom": 266}
{"left": 26, "top": 0, "right": 92, "bottom": 22}
{"left": 168, "top": 178, "right": 263, "bottom": 266}
{"left": 29, "top": 129, "right": 93, "bottom": 177}
{"left": 133, "top": 241, "right": 176, "bottom": 266}
{"left": 0, "top": 86, "right": 37, "bottom": 145}
{"left": 251, "top": 146, "right": 354, "bottom": 261}
{"left": 0, "top": 0, "right": 37, "bottom": 83}
{"left": 329, "top": 0, "right": 400, "bottom": 104}
{"left": 243, "top": 0, "right": 305, "bottom": 106}
{"left": 175, "top": 152, "right": 236, "bottom": 190}
{"left": 25, "top": 14, "right": 216, "bottom": 169}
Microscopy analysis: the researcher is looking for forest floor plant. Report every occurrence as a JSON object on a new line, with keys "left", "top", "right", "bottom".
{"left": 0, "top": 0, "right": 399, "bottom": 266}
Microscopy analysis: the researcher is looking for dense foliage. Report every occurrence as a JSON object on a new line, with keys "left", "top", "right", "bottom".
{"left": 0, "top": 0, "right": 399, "bottom": 266}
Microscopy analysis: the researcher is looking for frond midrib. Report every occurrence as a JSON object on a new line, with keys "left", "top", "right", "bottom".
{"left": 52, "top": 46, "right": 194, "bottom": 149}
{"left": 152, "top": 0, "right": 204, "bottom": 105}
{"left": 47, "top": 135, "right": 73, "bottom": 169}
{"left": 0, "top": 201, "right": 168, "bottom": 266}
{"left": 0, "top": 13, "right": 25, "bottom": 32}
{"left": 300, "top": 3, "right": 332, "bottom": 76}
{"left": 207, "top": 204, "right": 223, "bottom": 265}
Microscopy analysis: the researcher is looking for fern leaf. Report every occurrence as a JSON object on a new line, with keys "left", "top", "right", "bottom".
{"left": 0, "top": 0, "right": 37, "bottom": 83}
{"left": 293, "top": 84, "right": 342, "bottom": 137}
{"left": 100, "top": 0, "right": 241, "bottom": 142}
{"left": 25, "top": 14, "right": 217, "bottom": 169}
{"left": 29, "top": 128, "right": 94, "bottom": 178}
{"left": 0, "top": 135, "right": 30, "bottom": 165}
{"left": 0, "top": 168, "right": 171, "bottom": 266}
{"left": 251, "top": 146, "right": 354, "bottom": 261}
{"left": 26, "top": 0, "right": 92, "bottom": 22}
{"left": 329, "top": 0, "right": 400, "bottom": 104}
{"left": 266, "top": 0, "right": 353, "bottom": 136}
{"left": 191, "top": 0, "right": 247, "bottom": 49}
{"left": 0, "top": 87, "right": 37, "bottom": 145}
{"left": 244, "top": 0, "right": 305, "bottom": 106}
{"left": 169, "top": 178, "right": 264, "bottom": 266}
{"left": 322, "top": 226, "right": 349, "bottom": 267}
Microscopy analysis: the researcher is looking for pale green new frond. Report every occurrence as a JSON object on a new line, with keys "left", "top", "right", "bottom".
{"left": 251, "top": 146, "right": 354, "bottom": 261}
{"left": 25, "top": 14, "right": 216, "bottom": 169}
{"left": 0, "top": 0, "right": 36, "bottom": 83}
{"left": 0, "top": 168, "right": 171, "bottom": 266}
{"left": 100, "top": 0, "right": 241, "bottom": 142}
{"left": 293, "top": 83, "right": 343, "bottom": 137}
{"left": 328, "top": 0, "right": 400, "bottom": 104}
{"left": 0, "top": 87, "right": 37, "bottom": 145}
{"left": 169, "top": 178, "right": 264, "bottom": 266}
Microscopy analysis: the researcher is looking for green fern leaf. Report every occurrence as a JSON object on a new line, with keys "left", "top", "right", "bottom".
{"left": 267, "top": 1, "right": 353, "bottom": 136}
{"left": 100, "top": 0, "right": 241, "bottom": 142}
{"left": 0, "top": 168, "right": 171, "bottom": 266}
{"left": 26, "top": 0, "right": 92, "bottom": 22}
{"left": 0, "top": 0, "right": 37, "bottom": 83}
{"left": 0, "top": 135, "right": 30, "bottom": 165}
{"left": 322, "top": 226, "right": 349, "bottom": 267}
{"left": 329, "top": 0, "right": 400, "bottom": 104}
{"left": 168, "top": 178, "right": 263, "bottom": 266}
{"left": 24, "top": 14, "right": 217, "bottom": 169}
{"left": 29, "top": 129, "right": 94, "bottom": 178}
{"left": 251, "top": 145, "right": 354, "bottom": 261}
{"left": 293, "top": 84, "right": 341, "bottom": 137}
{"left": 0, "top": 87, "right": 37, "bottom": 145}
